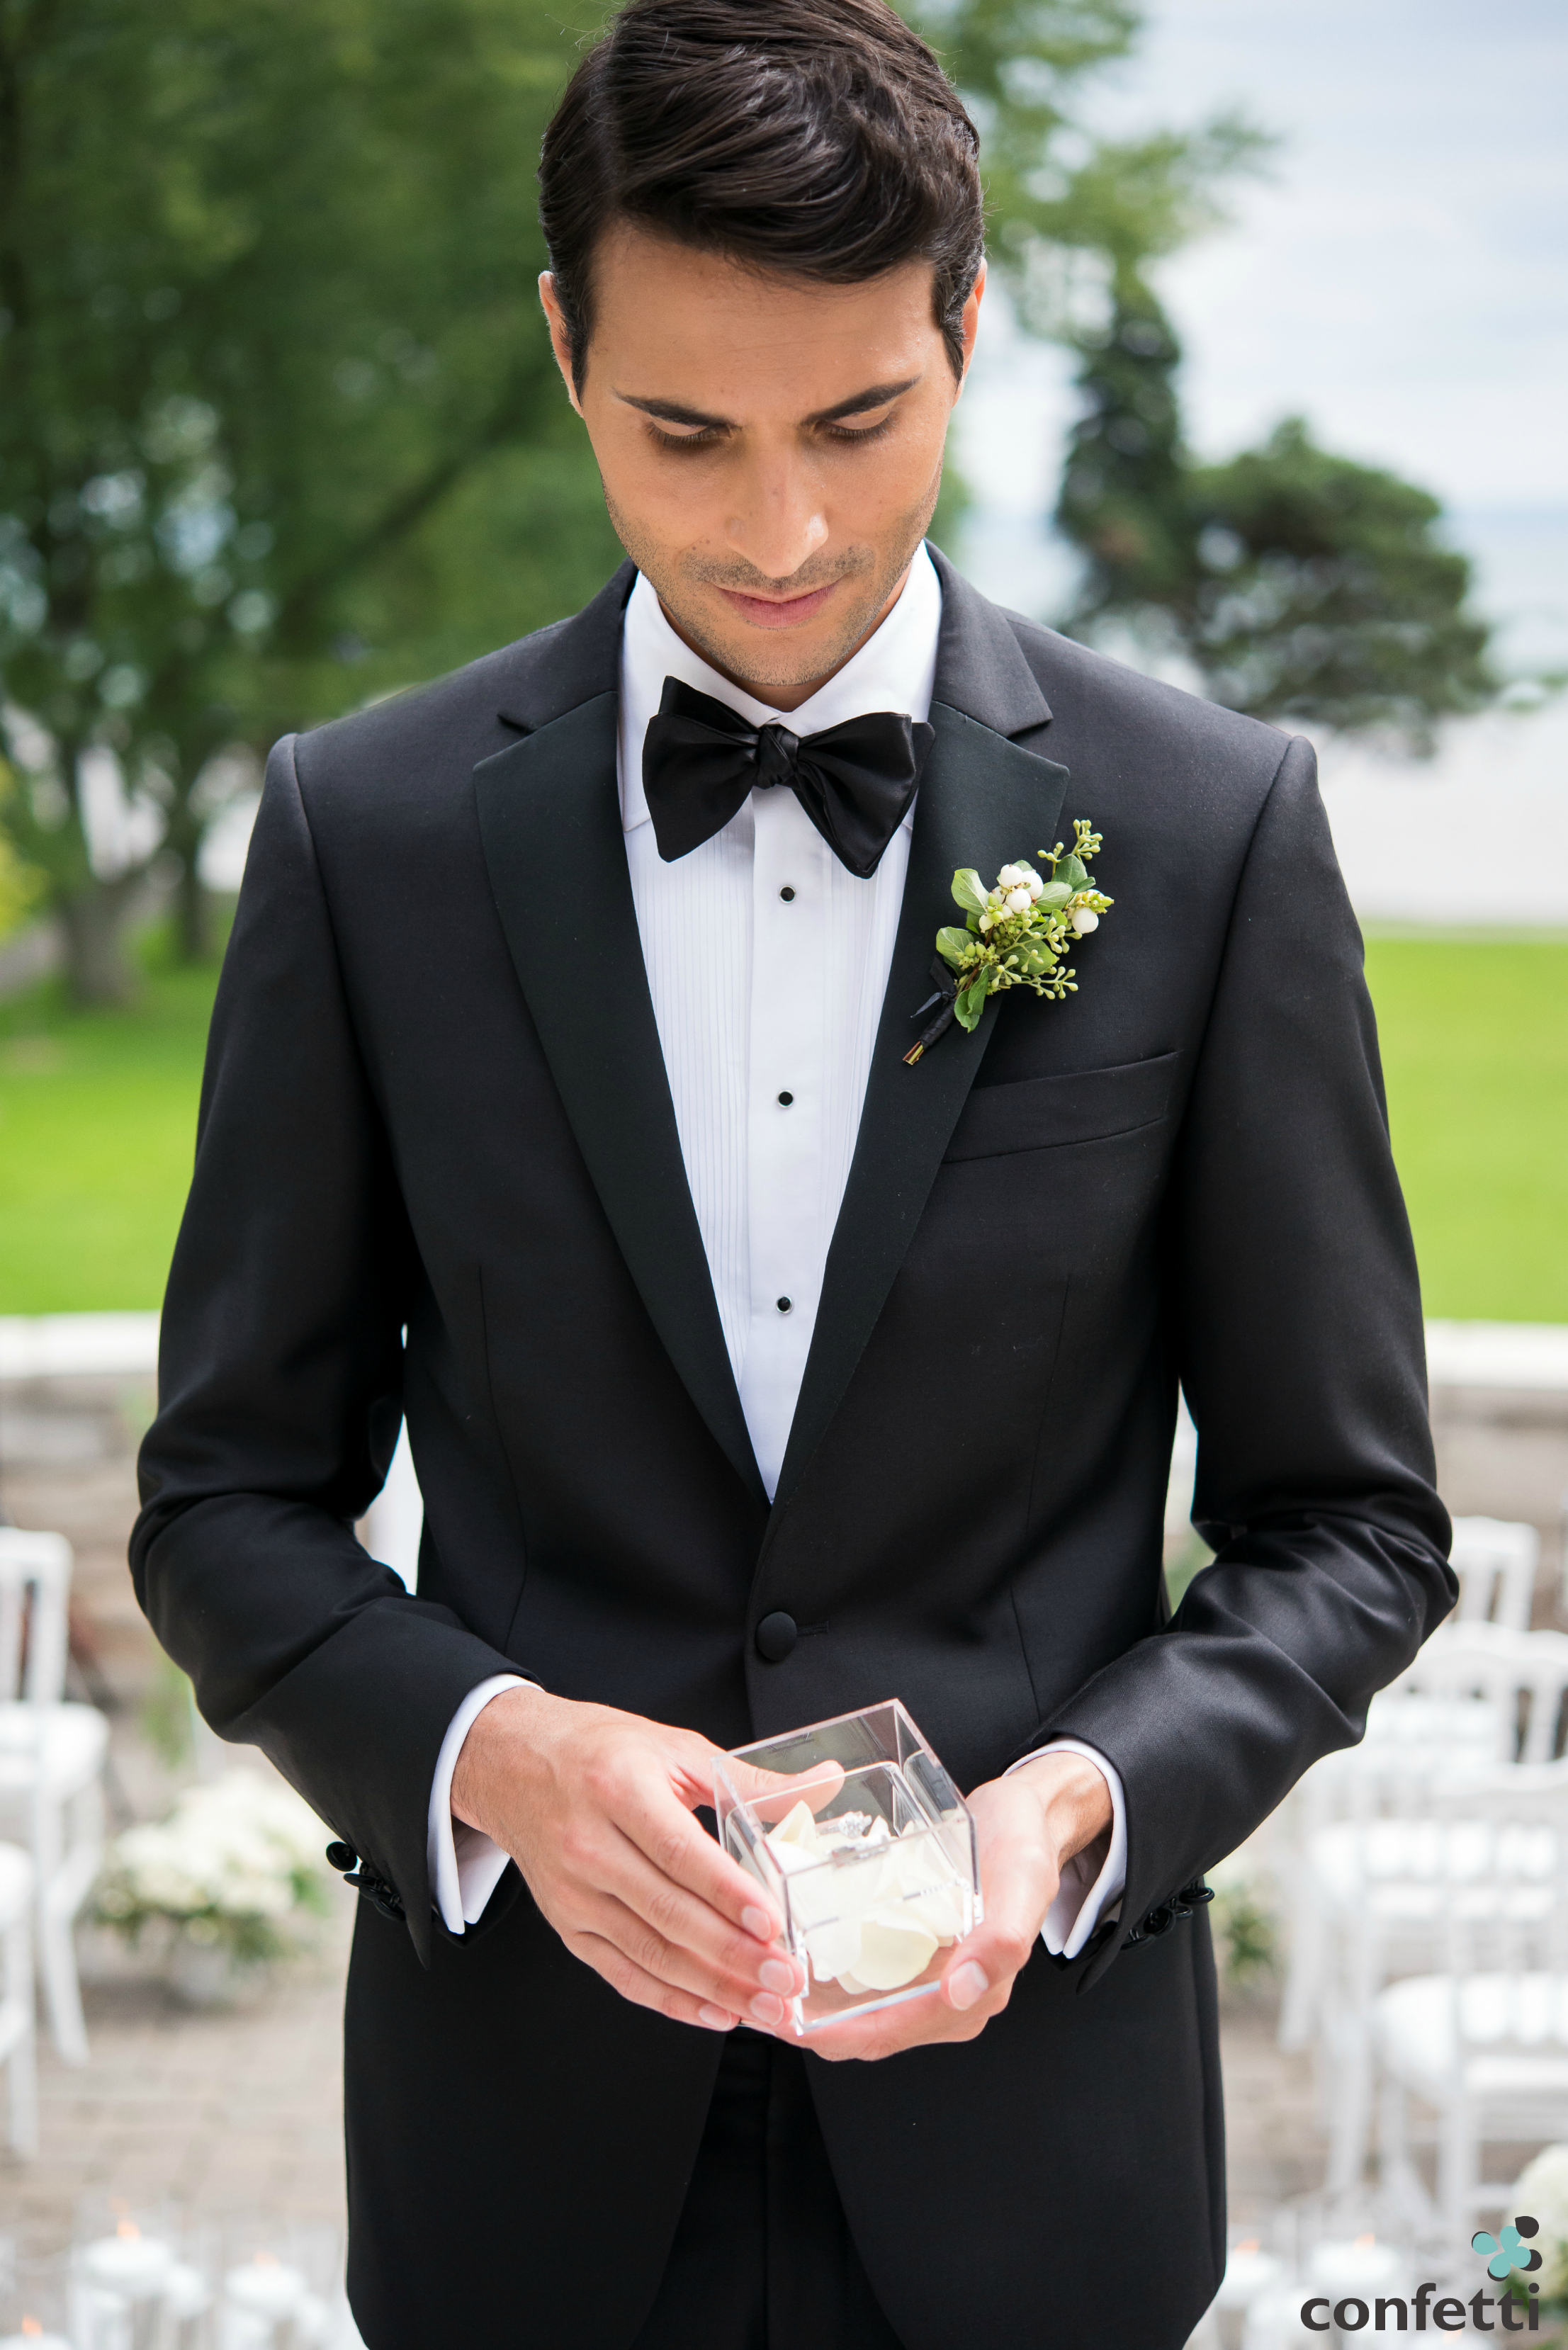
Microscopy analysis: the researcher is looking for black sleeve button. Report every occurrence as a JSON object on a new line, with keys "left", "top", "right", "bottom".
{"left": 755, "top": 1611, "right": 798, "bottom": 1662}
{"left": 325, "top": 1841, "right": 357, "bottom": 1873}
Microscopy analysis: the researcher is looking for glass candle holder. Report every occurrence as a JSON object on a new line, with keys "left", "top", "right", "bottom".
{"left": 714, "top": 1700, "right": 981, "bottom": 2033}
{"left": 0, "top": 2257, "right": 72, "bottom": 2350}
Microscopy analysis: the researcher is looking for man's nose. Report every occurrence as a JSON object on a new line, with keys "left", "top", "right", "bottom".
{"left": 724, "top": 451, "right": 828, "bottom": 580}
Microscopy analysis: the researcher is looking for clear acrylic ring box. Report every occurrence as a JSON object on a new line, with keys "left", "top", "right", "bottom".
{"left": 714, "top": 1700, "right": 982, "bottom": 2035}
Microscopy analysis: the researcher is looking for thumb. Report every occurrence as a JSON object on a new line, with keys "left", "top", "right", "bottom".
{"left": 711, "top": 1754, "right": 847, "bottom": 1819}
{"left": 941, "top": 1842, "right": 1055, "bottom": 2013}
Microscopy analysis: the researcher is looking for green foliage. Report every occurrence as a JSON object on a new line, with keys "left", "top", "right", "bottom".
{"left": 1184, "top": 422, "right": 1496, "bottom": 742}
{"left": 906, "top": 1, "right": 1267, "bottom": 317}
{"left": 935, "top": 821, "right": 1110, "bottom": 1026}
{"left": 1056, "top": 292, "right": 1189, "bottom": 605}
{"left": 139, "top": 1651, "right": 198, "bottom": 1772}
{"left": 1207, "top": 1855, "right": 1280, "bottom": 1990}
{"left": 1054, "top": 283, "right": 1497, "bottom": 745}
{"left": 0, "top": 0, "right": 611, "bottom": 990}
{"left": 0, "top": 0, "right": 1271, "bottom": 1000}
{"left": 0, "top": 760, "right": 45, "bottom": 937}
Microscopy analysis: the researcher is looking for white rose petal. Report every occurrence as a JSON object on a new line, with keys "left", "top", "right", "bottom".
{"left": 854, "top": 1906, "right": 940, "bottom": 1991}
{"left": 803, "top": 1918, "right": 863, "bottom": 1983}
{"left": 769, "top": 1800, "right": 822, "bottom": 1848}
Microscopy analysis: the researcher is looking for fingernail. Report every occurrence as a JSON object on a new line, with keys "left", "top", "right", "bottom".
{"left": 758, "top": 1958, "right": 795, "bottom": 1994}
{"left": 750, "top": 1992, "right": 785, "bottom": 2026}
{"left": 699, "top": 2004, "right": 737, "bottom": 2030}
{"left": 948, "top": 1960, "right": 989, "bottom": 2011}
{"left": 742, "top": 1906, "right": 774, "bottom": 1941}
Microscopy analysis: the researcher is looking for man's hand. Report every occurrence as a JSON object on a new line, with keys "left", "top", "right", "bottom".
{"left": 798, "top": 1749, "right": 1114, "bottom": 2062}
{"left": 451, "top": 1685, "right": 803, "bottom": 2033}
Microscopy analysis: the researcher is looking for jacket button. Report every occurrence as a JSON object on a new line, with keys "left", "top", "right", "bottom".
{"left": 755, "top": 1611, "right": 797, "bottom": 1663}
{"left": 325, "top": 1841, "right": 356, "bottom": 1874}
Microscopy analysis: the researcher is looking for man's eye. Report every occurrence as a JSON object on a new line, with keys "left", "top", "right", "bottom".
{"left": 648, "top": 422, "right": 724, "bottom": 451}
{"left": 824, "top": 414, "right": 895, "bottom": 444}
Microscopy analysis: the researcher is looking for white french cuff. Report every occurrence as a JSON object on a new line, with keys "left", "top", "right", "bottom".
{"left": 427, "top": 1674, "right": 532, "bottom": 1933}
{"left": 1003, "top": 1737, "right": 1127, "bottom": 1960}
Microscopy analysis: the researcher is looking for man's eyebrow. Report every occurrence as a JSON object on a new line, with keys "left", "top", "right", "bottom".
{"left": 613, "top": 374, "right": 923, "bottom": 432}
{"left": 803, "top": 373, "right": 922, "bottom": 426}
{"left": 616, "top": 393, "right": 734, "bottom": 429}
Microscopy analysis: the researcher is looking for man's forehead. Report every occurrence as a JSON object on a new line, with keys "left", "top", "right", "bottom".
{"left": 591, "top": 227, "right": 939, "bottom": 371}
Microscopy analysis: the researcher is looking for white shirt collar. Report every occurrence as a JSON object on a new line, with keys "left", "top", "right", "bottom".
{"left": 617, "top": 541, "right": 942, "bottom": 834}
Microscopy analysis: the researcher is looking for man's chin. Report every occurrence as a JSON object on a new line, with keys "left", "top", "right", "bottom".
{"left": 677, "top": 592, "right": 889, "bottom": 708}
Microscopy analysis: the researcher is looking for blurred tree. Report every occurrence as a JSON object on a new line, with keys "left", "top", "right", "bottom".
{"left": 1183, "top": 421, "right": 1496, "bottom": 744}
{"left": 910, "top": 1, "right": 1263, "bottom": 307}
{"left": 0, "top": 0, "right": 619, "bottom": 997}
{"left": 0, "top": 0, "right": 1270, "bottom": 1000}
{"left": 1055, "top": 283, "right": 1188, "bottom": 611}
{"left": 0, "top": 759, "right": 43, "bottom": 940}
{"left": 1053, "top": 273, "right": 1496, "bottom": 746}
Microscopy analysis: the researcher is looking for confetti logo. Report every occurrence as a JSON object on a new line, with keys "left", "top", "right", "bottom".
{"left": 1472, "top": 2217, "right": 1542, "bottom": 2281}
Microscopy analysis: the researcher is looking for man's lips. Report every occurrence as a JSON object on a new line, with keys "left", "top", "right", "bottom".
{"left": 715, "top": 580, "right": 841, "bottom": 629}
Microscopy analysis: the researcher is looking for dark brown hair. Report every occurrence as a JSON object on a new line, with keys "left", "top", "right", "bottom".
{"left": 538, "top": 0, "right": 984, "bottom": 392}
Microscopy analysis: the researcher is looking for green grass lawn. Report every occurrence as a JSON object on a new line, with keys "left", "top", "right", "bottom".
{"left": 0, "top": 928, "right": 1564, "bottom": 1319}
{"left": 1365, "top": 932, "right": 1568, "bottom": 1322}
{"left": 0, "top": 932, "right": 222, "bottom": 1313}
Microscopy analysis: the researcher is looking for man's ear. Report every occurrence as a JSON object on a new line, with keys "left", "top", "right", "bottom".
{"left": 956, "top": 259, "right": 986, "bottom": 392}
{"left": 538, "top": 272, "right": 585, "bottom": 415}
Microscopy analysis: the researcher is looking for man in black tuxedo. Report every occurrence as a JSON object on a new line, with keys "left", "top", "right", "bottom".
{"left": 132, "top": 2, "right": 1453, "bottom": 2344}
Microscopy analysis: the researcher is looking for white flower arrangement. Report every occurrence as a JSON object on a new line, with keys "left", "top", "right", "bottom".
{"left": 96, "top": 1770, "right": 330, "bottom": 1965}
{"left": 1510, "top": 2145, "right": 1568, "bottom": 2315}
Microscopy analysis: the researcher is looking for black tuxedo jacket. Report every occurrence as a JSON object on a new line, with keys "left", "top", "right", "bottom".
{"left": 133, "top": 551, "right": 1452, "bottom": 2350}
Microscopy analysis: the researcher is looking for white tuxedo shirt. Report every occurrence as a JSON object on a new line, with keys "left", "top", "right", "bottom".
{"left": 427, "top": 548, "right": 1126, "bottom": 1958}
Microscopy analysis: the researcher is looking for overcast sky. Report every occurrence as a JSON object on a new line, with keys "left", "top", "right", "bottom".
{"left": 1090, "top": 0, "right": 1568, "bottom": 508}
{"left": 957, "top": 0, "right": 1568, "bottom": 662}
{"left": 952, "top": 1, "right": 1568, "bottom": 916}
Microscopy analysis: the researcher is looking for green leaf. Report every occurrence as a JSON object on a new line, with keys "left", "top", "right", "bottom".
{"left": 950, "top": 867, "right": 990, "bottom": 915}
{"left": 954, "top": 970, "right": 992, "bottom": 1031}
{"left": 935, "top": 925, "right": 973, "bottom": 966}
{"left": 1036, "top": 880, "right": 1071, "bottom": 910}
{"left": 1060, "top": 854, "right": 1088, "bottom": 891}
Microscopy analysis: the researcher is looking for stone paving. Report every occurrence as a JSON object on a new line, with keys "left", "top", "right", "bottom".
{"left": 4, "top": 1902, "right": 356, "bottom": 2256}
{"left": 2, "top": 1892, "right": 1323, "bottom": 2290}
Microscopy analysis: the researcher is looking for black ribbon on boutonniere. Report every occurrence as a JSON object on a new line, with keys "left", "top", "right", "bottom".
{"left": 903, "top": 956, "right": 961, "bottom": 1066}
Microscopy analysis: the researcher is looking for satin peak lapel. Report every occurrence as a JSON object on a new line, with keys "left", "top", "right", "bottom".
{"left": 473, "top": 694, "right": 766, "bottom": 1508}
{"left": 772, "top": 701, "right": 1070, "bottom": 1507}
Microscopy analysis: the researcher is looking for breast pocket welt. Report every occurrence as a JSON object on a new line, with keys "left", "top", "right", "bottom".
{"left": 943, "top": 1050, "right": 1180, "bottom": 1163}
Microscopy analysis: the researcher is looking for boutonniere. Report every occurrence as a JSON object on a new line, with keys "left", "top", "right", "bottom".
{"left": 904, "top": 820, "right": 1113, "bottom": 1065}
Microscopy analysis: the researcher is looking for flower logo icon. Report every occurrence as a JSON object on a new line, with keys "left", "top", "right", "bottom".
{"left": 1472, "top": 2218, "right": 1542, "bottom": 2279}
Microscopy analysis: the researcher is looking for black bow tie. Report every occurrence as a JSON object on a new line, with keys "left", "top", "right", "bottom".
{"left": 641, "top": 676, "right": 933, "bottom": 878}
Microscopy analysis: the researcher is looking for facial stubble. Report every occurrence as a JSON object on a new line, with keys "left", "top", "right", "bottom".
{"left": 602, "top": 473, "right": 942, "bottom": 706}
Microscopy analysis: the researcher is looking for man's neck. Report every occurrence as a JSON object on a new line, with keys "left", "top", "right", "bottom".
{"left": 657, "top": 561, "right": 913, "bottom": 714}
